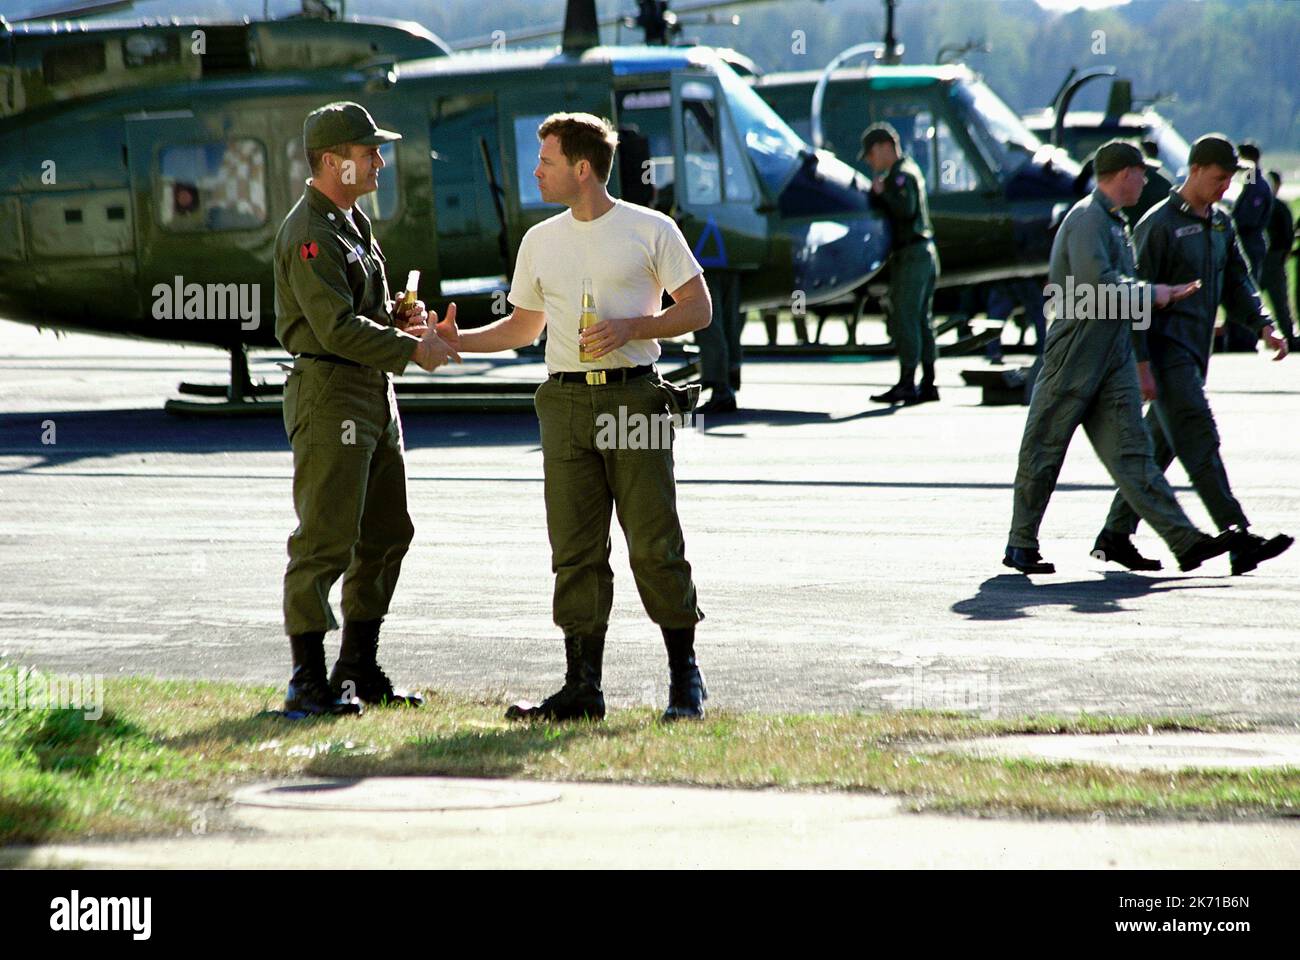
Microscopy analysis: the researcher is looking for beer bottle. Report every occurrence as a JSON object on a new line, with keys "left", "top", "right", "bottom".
{"left": 578, "top": 277, "right": 598, "bottom": 364}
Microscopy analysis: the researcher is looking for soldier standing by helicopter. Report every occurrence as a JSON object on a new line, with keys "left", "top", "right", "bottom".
{"left": 860, "top": 123, "right": 941, "bottom": 406}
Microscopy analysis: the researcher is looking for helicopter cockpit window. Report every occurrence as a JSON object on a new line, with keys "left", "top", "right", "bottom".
{"left": 616, "top": 90, "right": 675, "bottom": 211}
{"left": 158, "top": 140, "right": 267, "bottom": 232}
{"left": 680, "top": 84, "right": 721, "bottom": 206}
{"left": 956, "top": 80, "right": 1043, "bottom": 175}
{"left": 124, "top": 34, "right": 180, "bottom": 69}
{"left": 935, "top": 119, "right": 981, "bottom": 193}
{"left": 714, "top": 60, "right": 804, "bottom": 195}
{"left": 284, "top": 140, "right": 398, "bottom": 221}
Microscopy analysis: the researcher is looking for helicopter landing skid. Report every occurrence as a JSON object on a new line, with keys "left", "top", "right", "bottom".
{"left": 164, "top": 349, "right": 701, "bottom": 418}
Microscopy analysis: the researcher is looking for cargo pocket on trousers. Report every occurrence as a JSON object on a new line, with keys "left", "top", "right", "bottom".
{"left": 534, "top": 378, "right": 575, "bottom": 460}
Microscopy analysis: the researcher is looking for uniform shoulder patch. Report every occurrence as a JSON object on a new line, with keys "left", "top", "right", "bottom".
{"left": 299, "top": 241, "right": 319, "bottom": 261}
{"left": 895, "top": 173, "right": 906, "bottom": 186}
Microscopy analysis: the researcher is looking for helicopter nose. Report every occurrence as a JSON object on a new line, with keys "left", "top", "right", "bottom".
{"left": 789, "top": 212, "right": 891, "bottom": 304}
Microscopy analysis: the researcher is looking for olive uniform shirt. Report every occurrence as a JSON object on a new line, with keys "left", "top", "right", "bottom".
{"left": 273, "top": 182, "right": 418, "bottom": 371}
{"left": 875, "top": 156, "right": 934, "bottom": 248}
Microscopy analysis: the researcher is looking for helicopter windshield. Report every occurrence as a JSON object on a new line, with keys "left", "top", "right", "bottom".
{"left": 714, "top": 59, "right": 806, "bottom": 194}
{"left": 955, "top": 79, "right": 1045, "bottom": 175}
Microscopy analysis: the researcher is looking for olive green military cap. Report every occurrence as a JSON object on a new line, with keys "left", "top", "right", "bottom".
{"left": 1188, "top": 134, "right": 1249, "bottom": 172}
{"left": 303, "top": 101, "right": 402, "bottom": 151}
{"left": 1092, "top": 140, "right": 1145, "bottom": 176}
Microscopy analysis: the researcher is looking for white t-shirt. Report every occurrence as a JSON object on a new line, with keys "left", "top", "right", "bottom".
{"left": 507, "top": 199, "right": 703, "bottom": 372}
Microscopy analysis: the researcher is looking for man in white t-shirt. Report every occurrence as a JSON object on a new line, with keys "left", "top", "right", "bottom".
{"left": 454, "top": 112, "right": 713, "bottom": 722}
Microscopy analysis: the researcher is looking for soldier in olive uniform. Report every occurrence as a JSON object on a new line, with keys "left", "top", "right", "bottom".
{"left": 274, "top": 102, "right": 459, "bottom": 716}
{"left": 1004, "top": 141, "right": 1236, "bottom": 575}
{"left": 1095, "top": 135, "right": 1292, "bottom": 576}
{"left": 861, "top": 123, "right": 941, "bottom": 405}
{"left": 457, "top": 113, "right": 712, "bottom": 723}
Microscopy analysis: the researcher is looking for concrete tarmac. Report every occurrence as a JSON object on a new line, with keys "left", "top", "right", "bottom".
{"left": 2, "top": 321, "right": 1298, "bottom": 724}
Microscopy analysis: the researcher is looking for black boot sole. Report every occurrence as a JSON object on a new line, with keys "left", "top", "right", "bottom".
{"left": 1231, "top": 534, "right": 1294, "bottom": 575}
{"left": 505, "top": 697, "right": 606, "bottom": 722}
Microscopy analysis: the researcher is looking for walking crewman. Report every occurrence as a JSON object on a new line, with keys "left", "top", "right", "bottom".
{"left": 455, "top": 113, "right": 713, "bottom": 722}
{"left": 274, "top": 101, "right": 459, "bottom": 716}
{"left": 1095, "top": 135, "right": 1292, "bottom": 575}
{"left": 1004, "top": 140, "right": 1236, "bottom": 575}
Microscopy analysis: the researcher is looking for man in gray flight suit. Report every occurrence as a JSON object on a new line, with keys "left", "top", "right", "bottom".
{"left": 861, "top": 123, "right": 941, "bottom": 406}
{"left": 274, "top": 101, "right": 459, "bottom": 716}
{"left": 1095, "top": 135, "right": 1292, "bottom": 576}
{"left": 1005, "top": 140, "right": 1237, "bottom": 575}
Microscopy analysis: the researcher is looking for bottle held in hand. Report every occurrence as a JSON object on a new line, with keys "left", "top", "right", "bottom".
{"left": 578, "top": 277, "right": 597, "bottom": 364}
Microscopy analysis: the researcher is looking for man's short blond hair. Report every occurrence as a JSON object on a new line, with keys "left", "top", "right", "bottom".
{"left": 538, "top": 112, "right": 619, "bottom": 183}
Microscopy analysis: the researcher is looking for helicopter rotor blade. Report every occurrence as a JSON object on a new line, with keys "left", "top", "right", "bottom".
{"left": 6, "top": 0, "right": 136, "bottom": 22}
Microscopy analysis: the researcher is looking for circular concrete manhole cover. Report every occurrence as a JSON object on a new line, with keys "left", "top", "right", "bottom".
{"left": 941, "top": 734, "right": 1300, "bottom": 771}
{"left": 233, "top": 777, "right": 562, "bottom": 812}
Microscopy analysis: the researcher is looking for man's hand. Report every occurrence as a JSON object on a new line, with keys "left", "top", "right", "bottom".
{"left": 393, "top": 295, "right": 427, "bottom": 331}
{"left": 434, "top": 302, "right": 460, "bottom": 355}
{"left": 1153, "top": 279, "right": 1200, "bottom": 309}
{"left": 412, "top": 322, "right": 462, "bottom": 372}
{"left": 1260, "top": 323, "right": 1289, "bottom": 360}
{"left": 1137, "top": 360, "right": 1158, "bottom": 401}
{"left": 579, "top": 315, "right": 636, "bottom": 360}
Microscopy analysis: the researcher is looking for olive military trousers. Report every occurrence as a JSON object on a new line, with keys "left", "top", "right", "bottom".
{"left": 696, "top": 270, "right": 744, "bottom": 389}
{"left": 1101, "top": 358, "right": 1248, "bottom": 538}
{"left": 534, "top": 374, "right": 703, "bottom": 640}
{"left": 282, "top": 358, "right": 414, "bottom": 636}
{"left": 1008, "top": 347, "right": 1202, "bottom": 555}
{"left": 888, "top": 241, "right": 939, "bottom": 372}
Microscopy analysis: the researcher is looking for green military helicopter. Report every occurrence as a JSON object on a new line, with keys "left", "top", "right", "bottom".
{"left": 0, "top": 0, "right": 890, "bottom": 410}
{"left": 1023, "top": 67, "right": 1190, "bottom": 179}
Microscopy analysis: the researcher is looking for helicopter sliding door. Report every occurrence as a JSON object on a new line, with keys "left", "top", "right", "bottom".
{"left": 126, "top": 110, "right": 275, "bottom": 345}
{"left": 668, "top": 72, "right": 765, "bottom": 279}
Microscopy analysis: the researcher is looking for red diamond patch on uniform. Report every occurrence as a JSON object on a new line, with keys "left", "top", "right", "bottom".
{"left": 299, "top": 241, "right": 319, "bottom": 261}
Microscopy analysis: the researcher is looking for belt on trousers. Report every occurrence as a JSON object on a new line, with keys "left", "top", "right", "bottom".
{"left": 295, "top": 352, "right": 362, "bottom": 368}
{"left": 551, "top": 364, "right": 654, "bottom": 385}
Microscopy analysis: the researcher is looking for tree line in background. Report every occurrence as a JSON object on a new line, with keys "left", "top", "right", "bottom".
{"left": 102, "top": 0, "right": 1300, "bottom": 152}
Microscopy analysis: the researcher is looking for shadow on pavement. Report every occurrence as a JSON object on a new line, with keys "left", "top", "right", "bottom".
{"left": 0, "top": 408, "right": 541, "bottom": 471}
{"left": 952, "top": 571, "right": 1231, "bottom": 621}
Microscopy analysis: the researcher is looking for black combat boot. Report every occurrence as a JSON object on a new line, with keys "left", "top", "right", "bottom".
{"left": 1092, "top": 530, "right": 1162, "bottom": 571}
{"left": 697, "top": 384, "right": 738, "bottom": 415}
{"left": 1175, "top": 530, "right": 1237, "bottom": 572}
{"left": 661, "top": 626, "right": 707, "bottom": 722}
{"left": 285, "top": 632, "right": 362, "bottom": 717}
{"left": 329, "top": 618, "right": 424, "bottom": 707}
{"left": 1002, "top": 546, "right": 1055, "bottom": 574}
{"left": 1228, "top": 528, "right": 1294, "bottom": 575}
{"left": 505, "top": 635, "right": 606, "bottom": 722}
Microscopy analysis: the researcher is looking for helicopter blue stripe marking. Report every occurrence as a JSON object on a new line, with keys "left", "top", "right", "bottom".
{"left": 693, "top": 215, "right": 728, "bottom": 268}
{"left": 611, "top": 56, "right": 694, "bottom": 76}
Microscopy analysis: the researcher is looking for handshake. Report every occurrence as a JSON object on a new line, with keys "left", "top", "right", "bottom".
{"left": 394, "top": 294, "right": 461, "bottom": 372}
